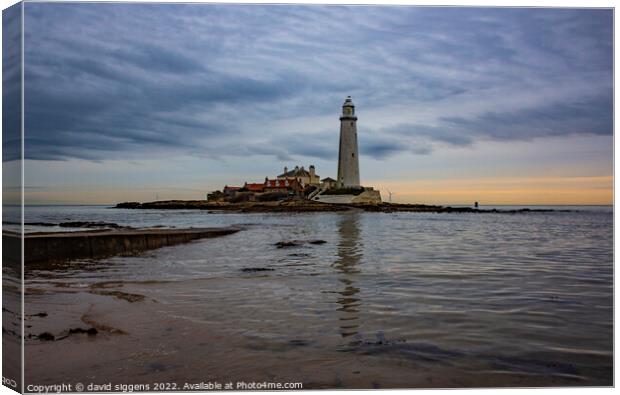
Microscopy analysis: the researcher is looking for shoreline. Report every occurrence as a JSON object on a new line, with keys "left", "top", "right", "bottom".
{"left": 114, "top": 200, "right": 563, "bottom": 214}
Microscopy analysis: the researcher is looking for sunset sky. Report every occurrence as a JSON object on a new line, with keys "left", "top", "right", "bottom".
{"left": 5, "top": 3, "right": 613, "bottom": 205}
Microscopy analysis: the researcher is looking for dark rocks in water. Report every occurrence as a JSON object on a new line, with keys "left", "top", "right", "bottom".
{"left": 115, "top": 202, "right": 142, "bottom": 209}
{"left": 114, "top": 199, "right": 569, "bottom": 215}
{"left": 241, "top": 267, "right": 275, "bottom": 272}
{"left": 275, "top": 239, "right": 327, "bottom": 248}
{"left": 42, "top": 327, "right": 99, "bottom": 341}
{"left": 30, "top": 312, "right": 48, "bottom": 318}
{"left": 275, "top": 241, "right": 303, "bottom": 248}
{"left": 68, "top": 327, "right": 98, "bottom": 336}
{"left": 38, "top": 332, "right": 55, "bottom": 341}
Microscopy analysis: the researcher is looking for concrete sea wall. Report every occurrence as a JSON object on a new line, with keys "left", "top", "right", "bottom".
{"left": 3, "top": 227, "right": 241, "bottom": 266}
{"left": 313, "top": 188, "right": 382, "bottom": 204}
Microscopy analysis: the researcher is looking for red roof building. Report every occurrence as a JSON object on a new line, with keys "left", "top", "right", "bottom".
{"left": 263, "top": 177, "right": 303, "bottom": 195}
{"left": 243, "top": 182, "right": 266, "bottom": 193}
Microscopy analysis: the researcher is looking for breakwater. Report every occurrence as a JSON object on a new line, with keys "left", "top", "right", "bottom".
{"left": 4, "top": 226, "right": 242, "bottom": 266}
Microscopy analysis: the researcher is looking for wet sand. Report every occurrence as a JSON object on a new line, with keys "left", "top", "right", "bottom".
{"left": 24, "top": 279, "right": 595, "bottom": 389}
{"left": 3, "top": 267, "right": 22, "bottom": 392}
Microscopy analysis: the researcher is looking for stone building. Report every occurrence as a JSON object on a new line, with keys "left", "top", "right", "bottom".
{"left": 264, "top": 178, "right": 303, "bottom": 196}
{"left": 223, "top": 185, "right": 241, "bottom": 198}
{"left": 321, "top": 177, "right": 337, "bottom": 189}
{"left": 277, "top": 165, "right": 320, "bottom": 186}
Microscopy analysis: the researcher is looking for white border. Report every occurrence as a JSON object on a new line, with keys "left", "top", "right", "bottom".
{"left": 0, "top": 2, "right": 615, "bottom": 395}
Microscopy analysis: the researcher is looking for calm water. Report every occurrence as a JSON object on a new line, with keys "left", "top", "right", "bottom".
{"left": 20, "top": 205, "right": 613, "bottom": 387}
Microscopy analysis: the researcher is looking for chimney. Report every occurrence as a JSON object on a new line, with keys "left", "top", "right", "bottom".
{"left": 284, "top": 166, "right": 288, "bottom": 175}
{"left": 309, "top": 165, "right": 315, "bottom": 178}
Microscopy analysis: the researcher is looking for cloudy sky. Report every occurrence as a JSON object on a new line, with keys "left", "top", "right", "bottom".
{"left": 14, "top": 3, "right": 613, "bottom": 204}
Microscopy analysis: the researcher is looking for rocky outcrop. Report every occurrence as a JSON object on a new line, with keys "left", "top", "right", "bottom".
{"left": 114, "top": 199, "right": 559, "bottom": 215}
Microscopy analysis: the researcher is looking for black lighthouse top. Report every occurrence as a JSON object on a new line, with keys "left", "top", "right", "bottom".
{"left": 340, "top": 96, "right": 357, "bottom": 121}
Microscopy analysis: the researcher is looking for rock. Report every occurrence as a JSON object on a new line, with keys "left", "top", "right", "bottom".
{"left": 68, "top": 327, "right": 98, "bottom": 336}
{"left": 38, "top": 332, "right": 55, "bottom": 341}
{"left": 113, "top": 199, "right": 565, "bottom": 214}
{"left": 115, "top": 202, "right": 142, "bottom": 209}
{"left": 276, "top": 239, "right": 326, "bottom": 248}
{"left": 275, "top": 241, "right": 302, "bottom": 248}
{"left": 241, "top": 268, "right": 274, "bottom": 272}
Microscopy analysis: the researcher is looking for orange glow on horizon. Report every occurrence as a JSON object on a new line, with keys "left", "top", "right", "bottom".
{"left": 370, "top": 176, "right": 613, "bottom": 205}
{"left": 17, "top": 175, "right": 613, "bottom": 206}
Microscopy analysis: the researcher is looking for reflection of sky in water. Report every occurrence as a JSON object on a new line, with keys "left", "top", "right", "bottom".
{"left": 24, "top": 206, "right": 613, "bottom": 384}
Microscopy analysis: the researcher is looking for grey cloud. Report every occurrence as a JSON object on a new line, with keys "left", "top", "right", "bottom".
{"left": 3, "top": 4, "right": 22, "bottom": 162}
{"left": 384, "top": 124, "right": 474, "bottom": 146}
{"left": 19, "top": 4, "right": 613, "bottom": 162}
{"left": 440, "top": 94, "right": 613, "bottom": 142}
{"left": 379, "top": 93, "right": 612, "bottom": 151}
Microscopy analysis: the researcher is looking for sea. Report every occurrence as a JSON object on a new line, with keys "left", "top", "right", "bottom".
{"left": 8, "top": 205, "right": 615, "bottom": 388}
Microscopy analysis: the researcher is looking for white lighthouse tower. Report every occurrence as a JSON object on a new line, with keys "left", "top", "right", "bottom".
{"left": 312, "top": 97, "right": 381, "bottom": 204}
{"left": 337, "top": 96, "right": 360, "bottom": 188}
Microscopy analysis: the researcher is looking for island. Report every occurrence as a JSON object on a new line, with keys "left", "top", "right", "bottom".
{"left": 114, "top": 199, "right": 556, "bottom": 214}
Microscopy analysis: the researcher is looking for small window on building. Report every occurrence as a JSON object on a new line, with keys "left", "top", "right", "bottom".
{"left": 350, "top": 122, "right": 354, "bottom": 126}
{"left": 352, "top": 153, "right": 355, "bottom": 158}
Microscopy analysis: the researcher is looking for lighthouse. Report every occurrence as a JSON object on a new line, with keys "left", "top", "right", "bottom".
{"left": 337, "top": 96, "right": 360, "bottom": 188}
{"left": 311, "top": 97, "right": 381, "bottom": 204}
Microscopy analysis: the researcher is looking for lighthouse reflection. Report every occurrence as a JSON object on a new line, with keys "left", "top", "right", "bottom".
{"left": 332, "top": 213, "right": 363, "bottom": 339}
